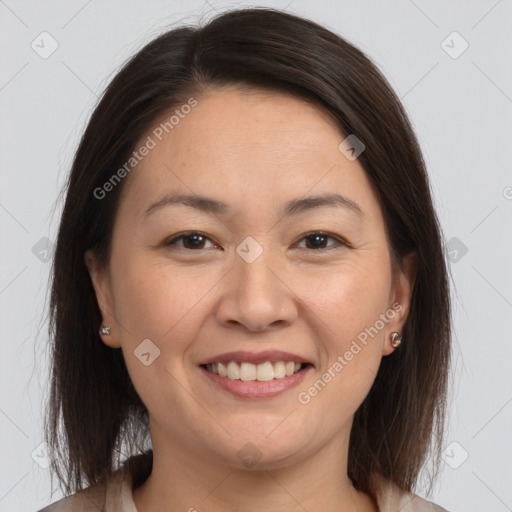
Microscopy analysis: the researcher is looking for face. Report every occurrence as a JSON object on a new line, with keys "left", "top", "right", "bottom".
{"left": 85, "top": 86, "right": 416, "bottom": 470}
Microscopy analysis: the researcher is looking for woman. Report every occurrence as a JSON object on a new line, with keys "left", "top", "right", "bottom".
{"left": 39, "top": 7, "right": 452, "bottom": 512}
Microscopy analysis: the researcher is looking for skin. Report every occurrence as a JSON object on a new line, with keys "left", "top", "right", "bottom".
{"left": 85, "top": 86, "right": 417, "bottom": 512}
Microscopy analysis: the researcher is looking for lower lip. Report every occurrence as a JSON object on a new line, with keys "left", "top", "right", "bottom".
{"left": 199, "top": 365, "right": 313, "bottom": 399}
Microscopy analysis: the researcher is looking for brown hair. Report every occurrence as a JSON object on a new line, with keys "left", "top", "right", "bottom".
{"left": 45, "top": 6, "right": 451, "bottom": 502}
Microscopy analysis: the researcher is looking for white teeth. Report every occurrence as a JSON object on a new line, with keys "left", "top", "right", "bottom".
{"left": 227, "top": 361, "right": 240, "bottom": 379}
{"left": 240, "top": 362, "right": 257, "bottom": 381}
{"left": 256, "top": 361, "right": 274, "bottom": 381}
{"left": 206, "top": 361, "right": 306, "bottom": 381}
{"left": 273, "top": 361, "right": 286, "bottom": 379}
{"left": 285, "top": 361, "right": 295, "bottom": 376}
{"left": 218, "top": 362, "right": 227, "bottom": 377}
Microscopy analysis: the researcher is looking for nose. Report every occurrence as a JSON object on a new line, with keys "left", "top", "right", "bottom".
{"left": 215, "top": 247, "right": 299, "bottom": 332}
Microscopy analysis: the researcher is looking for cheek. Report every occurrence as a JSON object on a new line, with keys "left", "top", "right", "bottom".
{"left": 109, "top": 257, "right": 217, "bottom": 410}
{"left": 300, "top": 257, "right": 392, "bottom": 343}
{"left": 296, "top": 257, "right": 391, "bottom": 393}
{"left": 110, "top": 255, "right": 222, "bottom": 346}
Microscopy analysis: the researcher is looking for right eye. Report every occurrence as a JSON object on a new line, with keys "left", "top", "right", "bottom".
{"left": 162, "top": 231, "right": 219, "bottom": 251}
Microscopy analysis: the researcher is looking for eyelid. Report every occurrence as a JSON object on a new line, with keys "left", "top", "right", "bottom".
{"left": 163, "top": 231, "right": 220, "bottom": 249}
{"left": 163, "top": 231, "right": 349, "bottom": 251}
{"left": 293, "top": 231, "right": 349, "bottom": 250}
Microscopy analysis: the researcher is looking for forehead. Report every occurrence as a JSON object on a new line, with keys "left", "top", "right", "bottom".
{"left": 149, "top": 86, "right": 343, "bottom": 164}
{"left": 116, "top": 86, "right": 379, "bottom": 222}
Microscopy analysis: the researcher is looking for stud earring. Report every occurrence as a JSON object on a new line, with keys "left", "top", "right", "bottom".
{"left": 390, "top": 332, "right": 402, "bottom": 348}
{"left": 99, "top": 325, "right": 111, "bottom": 336}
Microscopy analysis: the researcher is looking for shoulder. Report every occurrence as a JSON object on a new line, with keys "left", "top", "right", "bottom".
{"left": 36, "top": 467, "right": 132, "bottom": 512}
{"left": 399, "top": 493, "right": 451, "bottom": 512}
{"left": 35, "top": 481, "right": 108, "bottom": 512}
{"left": 373, "top": 472, "right": 451, "bottom": 512}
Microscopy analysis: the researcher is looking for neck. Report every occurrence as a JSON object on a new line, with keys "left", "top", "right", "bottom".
{"left": 131, "top": 419, "right": 378, "bottom": 512}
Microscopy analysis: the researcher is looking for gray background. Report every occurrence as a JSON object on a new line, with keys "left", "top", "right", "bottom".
{"left": 1, "top": 0, "right": 511, "bottom": 511}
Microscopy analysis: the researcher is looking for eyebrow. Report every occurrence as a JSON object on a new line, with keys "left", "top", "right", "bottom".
{"left": 143, "top": 192, "right": 363, "bottom": 218}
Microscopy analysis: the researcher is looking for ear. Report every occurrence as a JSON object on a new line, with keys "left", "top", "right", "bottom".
{"left": 84, "top": 249, "right": 122, "bottom": 348}
{"left": 382, "top": 250, "right": 418, "bottom": 356}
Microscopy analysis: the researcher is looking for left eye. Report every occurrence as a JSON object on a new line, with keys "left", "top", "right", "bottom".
{"left": 295, "top": 232, "right": 345, "bottom": 250}
{"left": 163, "top": 231, "right": 344, "bottom": 251}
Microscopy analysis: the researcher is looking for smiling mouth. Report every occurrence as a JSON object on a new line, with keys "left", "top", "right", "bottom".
{"left": 200, "top": 361, "right": 313, "bottom": 382}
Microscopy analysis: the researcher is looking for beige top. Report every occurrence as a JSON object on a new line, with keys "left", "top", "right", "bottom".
{"left": 38, "top": 466, "right": 450, "bottom": 512}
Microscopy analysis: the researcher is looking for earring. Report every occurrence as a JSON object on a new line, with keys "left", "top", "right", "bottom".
{"left": 390, "top": 332, "right": 402, "bottom": 348}
{"left": 99, "top": 325, "right": 111, "bottom": 336}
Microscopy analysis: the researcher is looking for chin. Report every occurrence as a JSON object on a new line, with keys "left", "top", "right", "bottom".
{"left": 213, "top": 433, "right": 310, "bottom": 471}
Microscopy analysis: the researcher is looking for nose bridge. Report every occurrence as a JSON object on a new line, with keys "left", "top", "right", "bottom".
{"left": 216, "top": 235, "right": 298, "bottom": 330}
{"left": 235, "top": 233, "right": 281, "bottom": 301}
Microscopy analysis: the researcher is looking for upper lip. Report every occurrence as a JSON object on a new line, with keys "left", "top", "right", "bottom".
{"left": 200, "top": 350, "right": 314, "bottom": 367}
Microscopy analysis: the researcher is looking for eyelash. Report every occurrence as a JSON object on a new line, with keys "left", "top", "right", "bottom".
{"left": 162, "top": 231, "right": 348, "bottom": 252}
